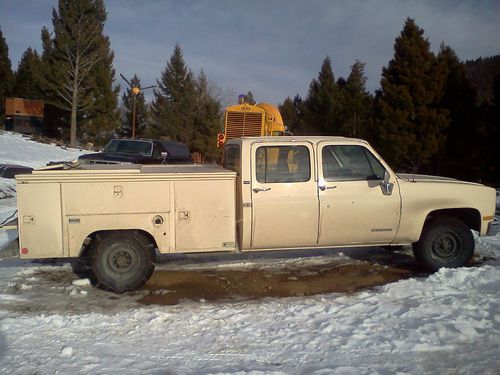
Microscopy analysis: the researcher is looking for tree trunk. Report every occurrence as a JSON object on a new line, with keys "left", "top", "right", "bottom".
{"left": 70, "top": 54, "right": 80, "bottom": 147}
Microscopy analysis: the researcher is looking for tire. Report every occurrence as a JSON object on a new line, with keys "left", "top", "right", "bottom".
{"left": 89, "top": 231, "right": 156, "bottom": 293}
{"left": 412, "top": 216, "right": 474, "bottom": 272}
{"left": 70, "top": 257, "right": 91, "bottom": 278}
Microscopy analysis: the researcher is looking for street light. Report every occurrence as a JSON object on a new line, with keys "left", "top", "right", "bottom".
{"left": 120, "top": 74, "right": 156, "bottom": 138}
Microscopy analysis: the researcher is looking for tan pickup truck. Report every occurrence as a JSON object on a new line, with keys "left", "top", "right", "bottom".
{"left": 6, "top": 136, "right": 499, "bottom": 292}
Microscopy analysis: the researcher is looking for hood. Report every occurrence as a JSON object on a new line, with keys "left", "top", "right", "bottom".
{"left": 397, "top": 173, "right": 481, "bottom": 186}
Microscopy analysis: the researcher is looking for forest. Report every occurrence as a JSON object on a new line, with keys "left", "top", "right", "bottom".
{"left": 0, "top": 0, "right": 498, "bottom": 184}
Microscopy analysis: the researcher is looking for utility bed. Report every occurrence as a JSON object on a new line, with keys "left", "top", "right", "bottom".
{"left": 15, "top": 164, "right": 237, "bottom": 259}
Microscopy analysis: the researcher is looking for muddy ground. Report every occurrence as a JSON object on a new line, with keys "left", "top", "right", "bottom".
{"left": 140, "top": 247, "right": 422, "bottom": 305}
{"left": 1, "top": 246, "right": 492, "bottom": 313}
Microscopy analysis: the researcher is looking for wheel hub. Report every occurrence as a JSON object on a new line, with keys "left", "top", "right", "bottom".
{"left": 431, "top": 231, "right": 461, "bottom": 262}
{"left": 107, "top": 246, "right": 136, "bottom": 273}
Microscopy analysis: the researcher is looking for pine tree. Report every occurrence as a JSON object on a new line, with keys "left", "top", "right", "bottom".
{"left": 338, "top": 60, "right": 373, "bottom": 138}
{"left": 0, "top": 26, "right": 14, "bottom": 123}
{"left": 42, "top": 0, "right": 113, "bottom": 146}
{"left": 244, "top": 91, "right": 256, "bottom": 105}
{"left": 279, "top": 95, "right": 302, "bottom": 134}
{"left": 302, "top": 57, "right": 340, "bottom": 135}
{"left": 14, "top": 47, "right": 44, "bottom": 100}
{"left": 81, "top": 33, "right": 120, "bottom": 143}
{"left": 190, "top": 70, "right": 222, "bottom": 161}
{"left": 436, "top": 44, "right": 478, "bottom": 180}
{"left": 378, "top": 18, "right": 448, "bottom": 171}
{"left": 151, "top": 44, "right": 196, "bottom": 144}
{"left": 119, "top": 74, "right": 149, "bottom": 137}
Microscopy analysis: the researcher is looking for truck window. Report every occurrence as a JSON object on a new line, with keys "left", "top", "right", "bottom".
{"left": 256, "top": 146, "right": 310, "bottom": 183}
{"left": 223, "top": 144, "right": 241, "bottom": 174}
{"left": 322, "top": 145, "right": 385, "bottom": 181}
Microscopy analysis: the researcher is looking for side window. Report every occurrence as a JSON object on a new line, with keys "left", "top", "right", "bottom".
{"left": 152, "top": 144, "right": 164, "bottom": 158}
{"left": 322, "top": 145, "right": 385, "bottom": 181}
{"left": 255, "top": 146, "right": 310, "bottom": 183}
{"left": 223, "top": 144, "right": 241, "bottom": 174}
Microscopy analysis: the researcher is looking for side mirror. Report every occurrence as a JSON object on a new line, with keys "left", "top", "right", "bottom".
{"left": 160, "top": 151, "right": 169, "bottom": 165}
{"left": 380, "top": 170, "right": 394, "bottom": 196}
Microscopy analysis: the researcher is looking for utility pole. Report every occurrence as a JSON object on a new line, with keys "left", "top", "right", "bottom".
{"left": 120, "top": 74, "right": 156, "bottom": 138}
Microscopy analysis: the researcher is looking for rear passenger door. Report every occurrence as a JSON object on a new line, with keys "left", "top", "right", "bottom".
{"left": 250, "top": 142, "right": 318, "bottom": 249}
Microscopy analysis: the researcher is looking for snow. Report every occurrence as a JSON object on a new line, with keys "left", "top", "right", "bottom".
{"left": 1, "top": 130, "right": 500, "bottom": 374}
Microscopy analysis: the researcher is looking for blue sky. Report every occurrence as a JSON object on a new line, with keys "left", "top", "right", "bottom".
{"left": 1, "top": 0, "right": 499, "bottom": 106}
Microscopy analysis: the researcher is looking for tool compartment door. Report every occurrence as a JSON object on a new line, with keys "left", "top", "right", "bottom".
{"left": 17, "top": 182, "right": 64, "bottom": 258}
{"left": 174, "top": 179, "right": 236, "bottom": 252}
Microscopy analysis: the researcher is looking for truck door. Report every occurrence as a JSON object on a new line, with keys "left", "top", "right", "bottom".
{"left": 317, "top": 142, "right": 401, "bottom": 245}
{"left": 250, "top": 142, "right": 318, "bottom": 249}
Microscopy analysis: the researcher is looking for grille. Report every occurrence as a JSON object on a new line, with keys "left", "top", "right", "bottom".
{"left": 226, "top": 112, "right": 263, "bottom": 139}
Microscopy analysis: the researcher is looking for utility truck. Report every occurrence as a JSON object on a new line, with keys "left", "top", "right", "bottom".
{"left": 3, "top": 136, "right": 498, "bottom": 292}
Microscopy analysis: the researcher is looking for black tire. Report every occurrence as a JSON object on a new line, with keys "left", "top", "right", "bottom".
{"left": 89, "top": 231, "right": 156, "bottom": 293}
{"left": 412, "top": 216, "right": 474, "bottom": 272}
{"left": 70, "top": 257, "right": 91, "bottom": 278}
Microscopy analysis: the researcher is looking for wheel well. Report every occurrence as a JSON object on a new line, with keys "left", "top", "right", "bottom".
{"left": 425, "top": 208, "right": 481, "bottom": 232}
{"left": 79, "top": 229, "right": 158, "bottom": 258}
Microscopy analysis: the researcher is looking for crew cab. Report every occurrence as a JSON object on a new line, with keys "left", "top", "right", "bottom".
{"left": 8, "top": 136, "right": 498, "bottom": 292}
{"left": 78, "top": 138, "right": 193, "bottom": 165}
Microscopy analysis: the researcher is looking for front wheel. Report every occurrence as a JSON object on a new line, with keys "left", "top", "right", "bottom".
{"left": 412, "top": 216, "right": 474, "bottom": 272}
{"left": 89, "top": 231, "right": 156, "bottom": 293}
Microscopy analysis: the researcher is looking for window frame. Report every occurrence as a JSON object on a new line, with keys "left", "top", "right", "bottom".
{"left": 321, "top": 144, "right": 385, "bottom": 182}
{"left": 255, "top": 145, "right": 311, "bottom": 184}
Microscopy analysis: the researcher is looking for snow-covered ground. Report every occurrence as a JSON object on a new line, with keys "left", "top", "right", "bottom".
{"left": 0, "top": 130, "right": 499, "bottom": 374}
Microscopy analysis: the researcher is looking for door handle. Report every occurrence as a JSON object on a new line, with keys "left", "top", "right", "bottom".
{"left": 253, "top": 187, "right": 271, "bottom": 193}
{"left": 318, "top": 185, "right": 337, "bottom": 191}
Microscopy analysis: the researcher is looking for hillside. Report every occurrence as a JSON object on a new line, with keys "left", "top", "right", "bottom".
{"left": 465, "top": 54, "right": 500, "bottom": 105}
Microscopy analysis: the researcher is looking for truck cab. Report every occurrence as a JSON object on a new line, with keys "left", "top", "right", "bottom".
{"left": 223, "top": 136, "right": 496, "bottom": 256}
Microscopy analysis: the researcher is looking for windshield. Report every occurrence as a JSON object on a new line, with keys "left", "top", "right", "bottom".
{"left": 103, "top": 140, "right": 153, "bottom": 156}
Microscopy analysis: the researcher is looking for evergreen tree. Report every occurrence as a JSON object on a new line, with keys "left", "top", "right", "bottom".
{"left": 42, "top": 0, "right": 115, "bottom": 146}
{"left": 338, "top": 60, "right": 373, "bottom": 138}
{"left": 80, "top": 32, "right": 120, "bottom": 143}
{"left": 0, "top": 26, "right": 14, "bottom": 124}
{"left": 302, "top": 57, "right": 340, "bottom": 135}
{"left": 436, "top": 44, "right": 478, "bottom": 180}
{"left": 378, "top": 18, "right": 448, "bottom": 171}
{"left": 190, "top": 70, "right": 222, "bottom": 161}
{"left": 15, "top": 47, "right": 44, "bottom": 100}
{"left": 119, "top": 74, "right": 148, "bottom": 137}
{"left": 244, "top": 91, "right": 256, "bottom": 105}
{"left": 279, "top": 94, "right": 302, "bottom": 134}
{"left": 151, "top": 44, "right": 196, "bottom": 144}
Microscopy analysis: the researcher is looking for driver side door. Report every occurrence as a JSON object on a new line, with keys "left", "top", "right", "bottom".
{"left": 317, "top": 142, "right": 401, "bottom": 246}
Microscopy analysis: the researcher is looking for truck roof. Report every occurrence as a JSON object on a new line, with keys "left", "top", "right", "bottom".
{"left": 228, "top": 136, "right": 369, "bottom": 145}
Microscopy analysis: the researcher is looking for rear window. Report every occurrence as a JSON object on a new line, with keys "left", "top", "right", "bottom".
{"left": 161, "top": 142, "right": 192, "bottom": 160}
{"left": 223, "top": 144, "right": 241, "bottom": 173}
{"left": 104, "top": 140, "right": 152, "bottom": 156}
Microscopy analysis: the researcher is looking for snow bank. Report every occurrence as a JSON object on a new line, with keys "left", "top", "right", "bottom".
{"left": 0, "top": 265, "right": 499, "bottom": 374}
{"left": 0, "top": 131, "right": 85, "bottom": 199}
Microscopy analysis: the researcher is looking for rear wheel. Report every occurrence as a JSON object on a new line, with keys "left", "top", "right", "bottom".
{"left": 412, "top": 216, "right": 474, "bottom": 272}
{"left": 89, "top": 231, "right": 156, "bottom": 293}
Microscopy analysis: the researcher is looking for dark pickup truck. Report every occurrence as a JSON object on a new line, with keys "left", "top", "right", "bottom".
{"left": 78, "top": 138, "right": 193, "bottom": 165}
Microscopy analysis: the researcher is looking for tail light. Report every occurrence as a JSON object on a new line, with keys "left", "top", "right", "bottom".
{"left": 217, "top": 133, "right": 225, "bottom": 148}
